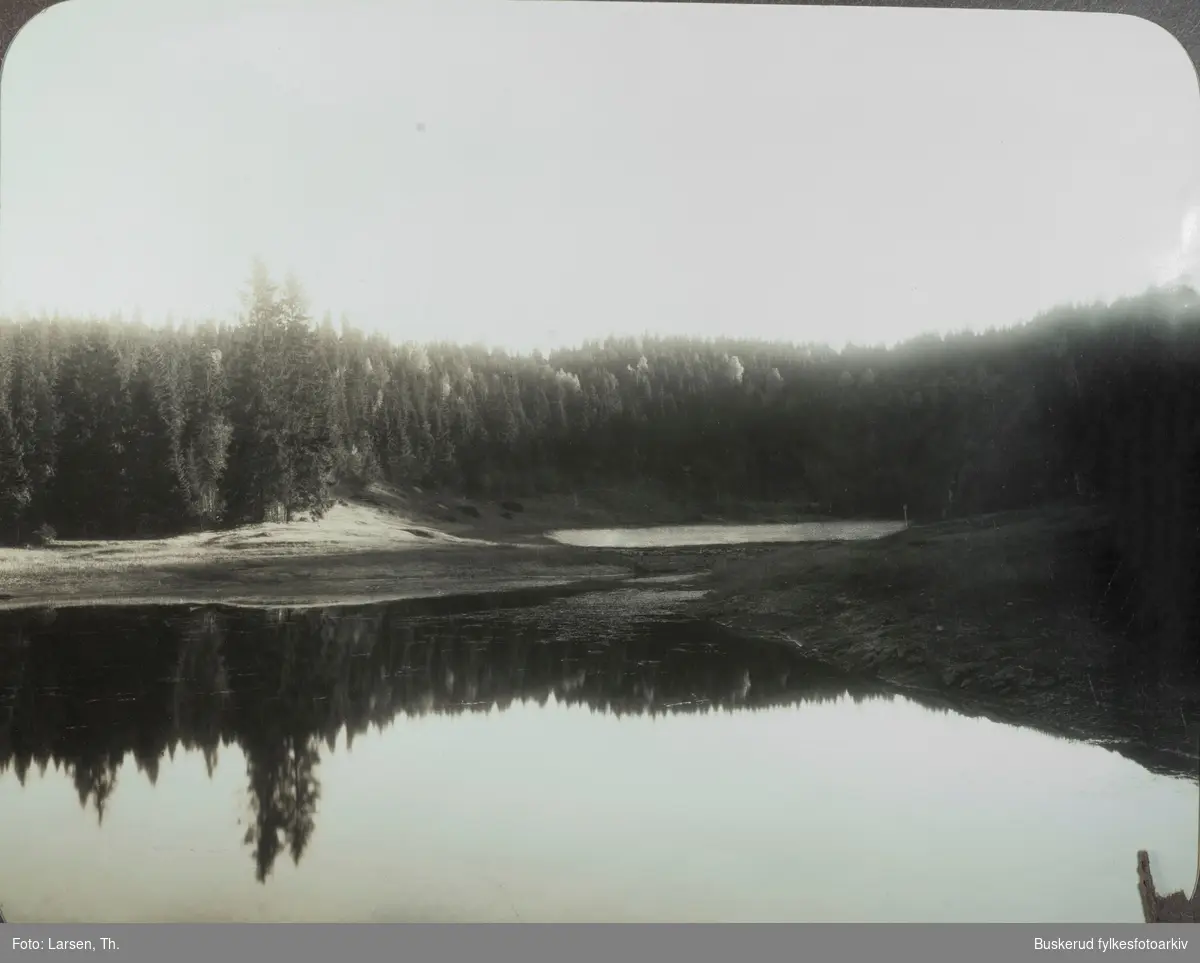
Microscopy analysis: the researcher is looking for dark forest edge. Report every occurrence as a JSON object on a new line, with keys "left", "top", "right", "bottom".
{"left": 1, "top": 263, "right": 1199, "bottom": 682}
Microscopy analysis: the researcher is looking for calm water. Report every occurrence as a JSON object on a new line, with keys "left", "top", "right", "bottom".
{"left": 0, "top": 585, "right": 1196, "bottom": 923}
{"left": 546, "top": 520, "right": 906, "bottom": 548}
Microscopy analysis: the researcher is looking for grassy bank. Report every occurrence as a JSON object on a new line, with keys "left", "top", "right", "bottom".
{"left": 697, "top": 505, "right": 1200, "bottom": 776}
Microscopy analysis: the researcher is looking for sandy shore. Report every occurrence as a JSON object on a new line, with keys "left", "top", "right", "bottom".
{"left": 0, "top": 483, "right": 806, "bottom": 610}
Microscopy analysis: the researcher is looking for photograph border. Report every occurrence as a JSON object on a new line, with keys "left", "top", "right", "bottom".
{"left": 2, "top": 0, "right": 1200, "bottom": 76}
{"left": 0, "top": 0, "right": 1196, "bottom": 950}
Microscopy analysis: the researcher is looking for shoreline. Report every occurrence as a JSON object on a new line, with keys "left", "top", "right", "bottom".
{"left": 2, "top": 491, "right": 1198, "bottom": 780}
{"left": 0, "top": 483, "right": 819, "bottom": 611}
{"left": 715, "top": 614, "right": 1200, "bottom": 780}
{"left": 695, "top": 507, "right": 1200, "bottom": 780}
{"left": 0, "top": 541, "right": 636, "bottom": 612}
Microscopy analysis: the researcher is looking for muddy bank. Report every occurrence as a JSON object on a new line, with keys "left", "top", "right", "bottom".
{"left": 0, "top": 500, "right": 795, "bottom": 611}
{"left": 711, "top": 611, "right": 1199, "bottom": 779}
{"left": 0, "top": 542, "right": 644, "bottom": 611}
{"left": 0, "top": 536, "right": 760, "bottom": 612}
{"left": 0, "top": 483, "right": 809, "bottom": 611}
{"left": 696, "top": 506, "right": 1200, "bottom": 780}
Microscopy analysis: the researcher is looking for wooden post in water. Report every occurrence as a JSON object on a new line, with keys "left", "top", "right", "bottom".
{"left": 1136, "top": 731, "right": 1200, "bottom": 923}
{"left": 1138, "top": 851, "right": 1199, "bottom": 922}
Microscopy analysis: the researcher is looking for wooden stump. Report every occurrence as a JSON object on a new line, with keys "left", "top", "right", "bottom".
{"left": 1137, "top": 850, "right": 1200, "bottom": 923}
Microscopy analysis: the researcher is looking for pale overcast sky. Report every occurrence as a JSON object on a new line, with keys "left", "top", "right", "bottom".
{"left": 1, "top": 0, "right": 1199, "bottom": 353}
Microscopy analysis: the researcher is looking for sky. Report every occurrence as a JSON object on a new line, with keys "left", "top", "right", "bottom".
{"left": 1, "top": 0, "right": 1199, "bottom": 354}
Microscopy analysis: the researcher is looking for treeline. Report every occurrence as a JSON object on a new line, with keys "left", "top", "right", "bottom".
{"left": 0, "top": 602, "right": 861, "bottom": 882}
{"left": 2, "top": 266, "right": 1199, "bottom": 668}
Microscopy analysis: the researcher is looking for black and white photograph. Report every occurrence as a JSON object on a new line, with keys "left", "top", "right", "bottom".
{"left": 0, "top": 0, "right": 1198, "bottom": 924}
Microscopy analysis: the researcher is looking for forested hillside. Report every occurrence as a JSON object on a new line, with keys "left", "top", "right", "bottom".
{"left": 1, "top": 264, "right": 1199, "bottom": 670}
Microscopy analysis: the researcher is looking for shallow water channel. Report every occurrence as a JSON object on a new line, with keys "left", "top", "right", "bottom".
{"left": 546, "top": 520, "right": 907, "bottom": 548}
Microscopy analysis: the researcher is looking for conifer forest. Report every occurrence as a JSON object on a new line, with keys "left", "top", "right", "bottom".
{"left": 1, "top": 263, "right": 1199, "bottom": 673}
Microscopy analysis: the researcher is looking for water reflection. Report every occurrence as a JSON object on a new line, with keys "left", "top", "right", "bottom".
{"left": 0, "top": 596, "right": 867, "bottom": 884}
{"left": 3, "top": 595, "right": 1196, "bottom": 923}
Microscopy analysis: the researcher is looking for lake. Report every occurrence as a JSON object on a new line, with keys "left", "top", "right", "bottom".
{"left": 546, "top": 520, "right": 907, "bottom": 548}
{"left": 0, "top": 586, "right": 1196, "bottom": 923}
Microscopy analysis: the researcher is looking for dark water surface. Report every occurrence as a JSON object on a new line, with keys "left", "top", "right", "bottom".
{"left": 0, "top": 585, "right": 1195, "bottom": 923}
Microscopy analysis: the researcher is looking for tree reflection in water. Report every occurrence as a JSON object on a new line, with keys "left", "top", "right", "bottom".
{"left": 0, "top": 592, "right": 880, "bottom": 883}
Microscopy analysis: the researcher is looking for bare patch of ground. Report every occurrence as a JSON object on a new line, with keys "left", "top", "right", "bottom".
{"left": 0, "top": 493, "right": 481, "bottom": 607}
{"left": 0, "top": 482, "right": 824, "bottom": 610}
